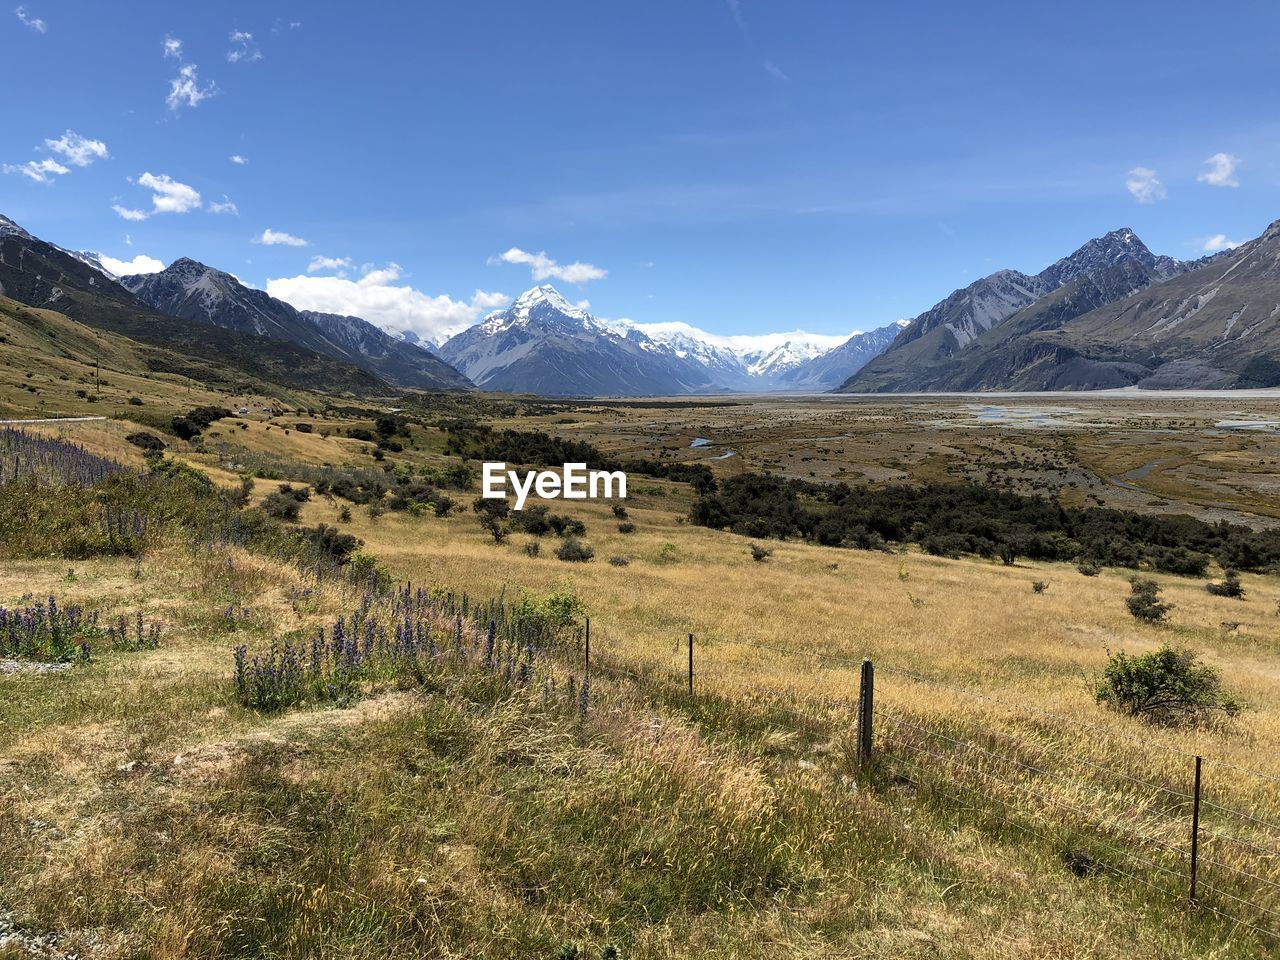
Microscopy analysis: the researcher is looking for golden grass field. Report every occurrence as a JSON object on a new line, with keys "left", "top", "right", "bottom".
{"left": 3, "top": 395, "right": 1280, "bottom": 958}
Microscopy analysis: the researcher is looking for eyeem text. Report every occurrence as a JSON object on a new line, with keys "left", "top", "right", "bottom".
{"left": 481, "top": 462, "right": 627, "bottom": 511}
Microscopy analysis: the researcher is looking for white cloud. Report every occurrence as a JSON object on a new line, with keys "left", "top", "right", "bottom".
{"left": 1202, "top": 234, "right": 1244, "bottom": 253}
{"left": 762, "top": 59, "right": 789, "bottom": 82}
{"left": 493, "top": 247, "right": 607, "bottom": 284}
{"left": 44, "top": 130, "right": 108, "bottom": 167}
{"left": 266, "top": 265, "right": 509, "bottom": 341}
{"left": 139, "top": 171, "right": 201, "bottom": 213}
{"left": 112, "top": 172, "right": 202, "bottom": 220}
{"left": 167, "top": 63, "right": 216, "bottom": 111}
{"left": 98, "top": 253, "right": 165, "bottom": 276}
{"left": 1197, "top": 152, "right": 1240, "bottom": 188}
{"left": 254, "top": 228, "right": 308, "bottom": 246}
{"left": 3, "top": 157, "right": 69, "bottom": 183}
{"left": 15, "top": 5, "right": 45, "bottom": 32}
{"left": 308, "top": 255, "right": 353, "bottom": 274}
{"left": 229, "top": 154, "right": 248, "bottom": 165}
{"left": 227, "top": 29, "right": 262, "bottom": 63}
{"left": 162, "top": 35, "right": 183, "bottom": 59}
{"left": 1125, "top": 167, "right": 1166, "bottom": 204}
{"left": 208, "top": 196, "right": 239, "bottom": 215}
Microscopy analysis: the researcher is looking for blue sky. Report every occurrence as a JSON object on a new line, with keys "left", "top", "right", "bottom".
{"left": 5, "top": 1, "right": 1280, "bottom": 341}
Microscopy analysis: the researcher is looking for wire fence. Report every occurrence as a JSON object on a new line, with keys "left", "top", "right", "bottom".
{"left": 572, "top": 619, "right": 1280, "bottom": 946}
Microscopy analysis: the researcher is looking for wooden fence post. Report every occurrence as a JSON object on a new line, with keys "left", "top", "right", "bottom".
{"left": 687, "top": 633, "right": 694, "bottom": 697}
{"left": 858, "top": 658, "right": 874, "bottom": 766}
{"left": 1190, "top": 755, "right": 1203, "bottom": 903}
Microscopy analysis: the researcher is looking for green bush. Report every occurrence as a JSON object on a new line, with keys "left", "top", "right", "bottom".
{"left": 1096, "top": 645, "right": 1239, "bottom": 724}
{"left": 1126, "top": 578, "right": 1172, "bottom": 623}
{"left": 1206, "top": 570, "right": 1245, "bottom": 598}
{"left": 556, "top": 537, "right": 594, "bottom": 563}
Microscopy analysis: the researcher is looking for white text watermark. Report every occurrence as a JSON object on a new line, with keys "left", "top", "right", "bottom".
{"left": 481, "top": 462, "right": 627, "bottom": 510}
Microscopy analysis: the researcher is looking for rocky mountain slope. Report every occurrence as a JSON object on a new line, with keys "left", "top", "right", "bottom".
{"left": 840, "top": 221, "right": 1279, "bottom": 392}
{"left": 841, "top": 229, "right": 1203, "bottom": 392}
{"left": 122, "top": 260, "right": 471, "bottom": 392}
{"left": 439, "top": 285, "right": 716, "bottom": 395}
{"left": 772, "top": 320, "right": 910, "bottom": 390}
{"left": 0, "top": 217, "right": 394, "bottom": 395}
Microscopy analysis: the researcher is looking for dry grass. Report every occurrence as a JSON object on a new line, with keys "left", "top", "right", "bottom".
{"left": 3, "top": 402, "right": 1280, "bottom": 958}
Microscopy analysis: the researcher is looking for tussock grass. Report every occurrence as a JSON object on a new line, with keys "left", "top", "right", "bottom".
{"left": 3, "top": 409, "right": 1280, "bottom": 957}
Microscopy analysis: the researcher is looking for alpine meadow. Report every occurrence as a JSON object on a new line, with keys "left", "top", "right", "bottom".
{"left": 5, "top": 3, "right": 1280, "bottom": 959}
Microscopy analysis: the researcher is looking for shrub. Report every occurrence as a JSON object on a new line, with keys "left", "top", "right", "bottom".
{"left": 1126, "top": 578, "right": 1172, "bottom": 623}
{"left": 1206, "top": 570, "right": 1245, "bottom": 599}
{"left": 608, "top": 555, "right": 630, "bottom": 567}
{"left": 1032, "top": 580, "right": 1049, "bottom": 594}
{"left": 617, "top": 521, "right": 636, "bottom": 534}
{"left": 171, "top": 406, "right": 230, "bottom": 441}
{"left": 126, "top": 431, "right": 166, "bottom": 453}
{"left": 480, "top": 513, "right": 509, "bottom": 543}
{"left": 303, "top": 524, "right": 362, "bottom": 563}
{"left": 262, "top": 491, "right": 302, "bottom": 522}
{"left": 1096, "top": 645, "right": 1239, "bottom": 724}
{"left": 549, "top": 514, "right": 586, "bottom": 537}
{"left": 612, "top": 504, "right": 629, "bottom": 520}
{"left": 127, "top": 396, "right": 144, "bottom": 406}
{"left": 750, "top": 543, "right": 772, "bottom": 562}
{"left": 524, "top": 540, "right": 541, "bottom": 558}
{"left": 1077, "top": 560, "right": 1101, "bottom": 577}
{"left": 556, "top": 537, "right": 594, "bottom": 562}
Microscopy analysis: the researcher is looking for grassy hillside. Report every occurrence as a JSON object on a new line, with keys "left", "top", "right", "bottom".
{"left": 2, "top": 409, "right": 1278, "bottom": 957}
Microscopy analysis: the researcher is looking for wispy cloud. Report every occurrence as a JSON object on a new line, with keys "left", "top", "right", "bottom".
{"left": 254, "top": 228, "right": 308, "bottom": 246}
{"left": 162, "top": 36, "right": 215, "bottom": 111}
{"left": 725, "top": 0, "right": 746, "bottom": 33}
{"left": 4, "top": 157, "right": 69, "bottom": 183}
{"left": 112, "top": 205, "right": 149, "bottom": 222}
{"left": 45, "top": 130, "right": 109, "bottom": 167}
{"left": 208, "top": 196, "right": 239, "bottom": 215}
{"left": 267, "top": 265, "right": 508, "bottom": 342}
{"left": 762, "top": 59, "right": 789, "bottom": 82}
{"left": 1125, "top": 166, "right": 1166, "bottom": 204}
{"left": 229, "top": 154, "right": 249, "bottom": 165}
{"left": 4, "top": 129, "right": 107, "bottom": 184}
{"left": 1197, "top": 152, "right": 1240, "bottom": 188}
{"left": 308, "top": 255, "right": 353, "bottom": 275}
{"left": 167, "top": 63, "right": 216, "bottom": 111}
{"left": 1202, "top": 233, "right": 1244, "bottom": 253}
{"left": 227, "top": 29, "right": 262, "bottom": 63}
{"left": 15, "top": 5, "right": 46, "bottom": 32}
{"left": 492, "top": 247, "right": 607, "bottom": 284}
{"left": 112, "top": 172, "right": 202, "bottom": 220}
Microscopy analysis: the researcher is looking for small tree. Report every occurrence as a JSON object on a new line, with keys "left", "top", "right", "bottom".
{"left": 1206, "top": 570, "right": 1245, "bottom": 599}
{"left": 1126, "top": 577, "right": 1172, "bottom": 624}
{"left": 1096, "top": 645, "right": 1239, "bottom": 724}
{"left": 556, "top": 537, "right": 594, "bottom": 562}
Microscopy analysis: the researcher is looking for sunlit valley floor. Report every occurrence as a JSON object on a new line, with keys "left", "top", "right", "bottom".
{"left": 3, "top": 390, "right": 1280, "bottom": 959}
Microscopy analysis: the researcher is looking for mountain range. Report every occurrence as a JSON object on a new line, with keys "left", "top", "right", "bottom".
{"left": 4, "top": 210, "right": 1280, "bottom": 397}
{"left": 120, "top": 258, "right": 470, "bottom": 392}
{"left": 435, "top": 284, "right": 905, "bottom": 395}
{"left": 838, "top": 225, "right": 1280, "bottom": 392}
